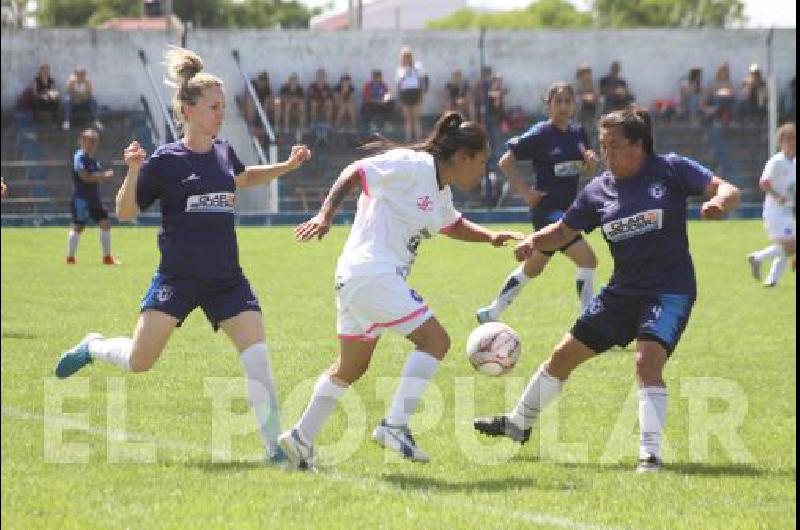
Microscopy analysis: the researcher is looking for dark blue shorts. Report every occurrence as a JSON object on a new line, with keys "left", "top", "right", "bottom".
{"left": 570, "top": 288, "right": 695, "bottom": 355}
{"left": 531, "top": 207, "right": 583, "bottom": 256}
{"left": 71, "top": 196, "right": 108, "bottom": 226}
{"left": 140, "top": 272, "right": 261, "bottom": 331}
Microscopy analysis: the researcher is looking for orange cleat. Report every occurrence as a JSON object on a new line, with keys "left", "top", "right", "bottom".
{"left": 66, "top": 256, "right": 76, "bottom": 265}
{"left": 102, "top": 255, "right": 121, "bottom": 265}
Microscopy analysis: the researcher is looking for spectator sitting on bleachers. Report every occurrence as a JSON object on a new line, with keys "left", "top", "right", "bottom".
{"left": 680, "top": 67, "right": 706, "bottom": 123}
{"left": 242, "top": 71, "right": 276, "bottom": 133}
{"left": 782, "top": 77, "right": 796, "bottom": 122}
{"left": 599, "top": 61, "right": 634, "bottom": 113}
{"left": 277, "top": 73, "right": 306, "bottom": 139}
{"left": 740, "top": 63, "right": 767, "bottom": 124}
{"left": 474, "top": 65, "right": 506, "bottom": 172}
{"left": 362, "top": 69, "right": 394, "bottom": 133}
{"left": 308, "top": 68, "right": 335, "bottom": 126}
{"left": 575, "top": 63, "right": 598, "bottom": 128}
{"left": 63, "top": 67, "right": 103, "bottom": 131}
{"left": 444, "top": 69, "right": 474, "bottom": 120}
{"left": 334, "top": 73, "right": 357, "bottom": 132}
{"left": 706, "top": 62, "right": 736, "bottom": 128}
{"left": 31, "top": 63, "right": 60, "bottom": 124}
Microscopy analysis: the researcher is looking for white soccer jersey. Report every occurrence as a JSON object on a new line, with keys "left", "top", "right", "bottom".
{"left": 335, "top": 149, "right": 462, "bottom": 280}
{"left": 761, "top": 152, "right": 796, "bottom": 216}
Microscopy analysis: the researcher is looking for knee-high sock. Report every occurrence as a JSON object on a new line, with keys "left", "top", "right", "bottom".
{"left": 295, "top": 373, "right": 347, "bottom": 443}
{"left": 239, "top": 342, "right": 281, "bottom": 455}
{"left": 752, "top": 244, "right": 783, "bottom": 262}
{"left": 766, "top": 255, "right": 789, "bottom": 285}
{"left": 575, "top": 267, "right": 596, "bottom": 310}
{"left": 67, "top": 230, "right": 81, "bottom": 258}
{"left": 638, "top": 387, "right": 668, "bottom": 460}
{"left": 385, "top": 350, "right": 440, "bottom": 427}
{"left": 508, "top": 365, "right": 563, "bottom": 429}
{"left": 99, "top": 230, "right": 112, "bottom": 257}
{"left": 486, "top": 265, "right": 532, "bottom": 319}
{"left": 88, "top": 337, "right": 132, "bottom": 370}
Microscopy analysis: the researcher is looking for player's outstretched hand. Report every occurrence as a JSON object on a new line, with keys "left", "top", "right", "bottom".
{"left": 287, "top": 144, "right": 312, "bottom": 170}
{"left": 123, "top": 141, "right": 146, "bottom": 169}
{"left": 514, "top": 234, "right": 536, "bottom": 261}
{"left": 295, "top": 212, "right": 331, "bottom": 242}
{"left": 490, "top": 231, "right": 526, "bottom": 248}
{"left": 700, "top": 198, "right": 725, "bottom": 220}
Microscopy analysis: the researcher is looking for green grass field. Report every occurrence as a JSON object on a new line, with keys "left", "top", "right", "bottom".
{"left": 1, "top": 221, "right": 796, "bottom": 529}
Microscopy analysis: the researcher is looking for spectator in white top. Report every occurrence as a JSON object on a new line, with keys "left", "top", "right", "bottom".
{"left": 396, "top": 47, "right": 427, "bottom": 141}
{"left": 63, "top": 67, "right": 103, "bottom": 131}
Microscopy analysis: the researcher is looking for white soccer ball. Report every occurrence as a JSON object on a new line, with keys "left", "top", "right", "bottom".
{"left": 466, "top": 322, "right": 522, "bottom": 376}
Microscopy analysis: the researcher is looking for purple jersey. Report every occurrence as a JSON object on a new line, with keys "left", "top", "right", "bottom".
{"left": 507, "top": 120, "right": 590, "bottom": 211}
{"left": 72, "top": 149, "right": 101, "bottom": 200}
{"left": 136, "top": 138, "right": 245, "bottom": 280}
{"left": 563, "top": 154, "right": 712, "bottom": 296}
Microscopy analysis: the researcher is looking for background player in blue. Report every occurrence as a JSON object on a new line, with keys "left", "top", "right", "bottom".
{"left": 477, "top": 83, "right": 598, "bottom": 323}
{"left": 66, "top": 128, "right": 118, "bottom": 265}
{"left": 55, "top": 47, "right": 311, "bottom": 463}
{"left": 474, "top": 106, "right": 741, "bottom": 472}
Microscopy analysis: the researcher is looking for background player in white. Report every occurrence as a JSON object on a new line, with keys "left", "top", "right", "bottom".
{"left": 748, "top": 122, "right": 796, "bottom": 286}
{"left": 278, "top": 112, "right": 523, "bottom": 469}
{"left": 55, "top": 47, "right": 311, "bottom": 463}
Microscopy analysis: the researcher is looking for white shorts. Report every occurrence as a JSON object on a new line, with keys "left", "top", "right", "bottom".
{"left": 336, "top": 274, "right": 433, "bottom": 341}
{"left": 764, "top": 209, "right": 796, "bottom": 241}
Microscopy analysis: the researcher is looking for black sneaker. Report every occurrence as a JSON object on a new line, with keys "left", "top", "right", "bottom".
{"left": 473, "top": 415, "right": 531, "bottom": 444}
{"left": 636, "top": 453, "right": 662, "bottom": 473}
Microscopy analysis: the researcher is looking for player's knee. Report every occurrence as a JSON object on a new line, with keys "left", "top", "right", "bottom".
{"left": 129, "top": 350, "right": 158, "bottom": 373}
{"left": 581, "top": 253, "right": 598, "bottom": 269}
{"left": 634, "top": 352, "right": 664, "bottom": 385}
{"left": 72, "top": 225, "right": 85, "bottom": 234}
{"left": 415, "top": 330, "right": 450, "bottom": 360}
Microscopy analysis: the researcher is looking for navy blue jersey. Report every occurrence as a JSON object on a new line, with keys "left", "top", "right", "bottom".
{"left": 72, "top": 150, "right": 101, "bottom": 200}
{"left": 136, "top": 138, "right": 245, "bottom": 280}
{"left": 563, "top": 154, "right": 712, "bottom": 296}
{"left": 507, "top": 120, "right": 590, "bottom": 211}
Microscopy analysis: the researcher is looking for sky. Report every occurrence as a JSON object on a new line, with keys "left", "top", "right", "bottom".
{"left": 301, "top": 0, "right": 797, "bottom": 28}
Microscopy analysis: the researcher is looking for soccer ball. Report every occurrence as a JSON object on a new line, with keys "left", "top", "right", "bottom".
{"left": 466, "top": 322, "right": 522, "bottom": 376}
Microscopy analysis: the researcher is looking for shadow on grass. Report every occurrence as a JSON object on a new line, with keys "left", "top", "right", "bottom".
{"left": 185, "top": 460, "right": 270, "bottom": 472}
{"left": 524, "top": 459, "right": 795, "bottom": 478}
{"left": 380, "top": 472, "right": 574, "bottom": 493}
{"left": 1, "top": 331, "right": 37, "bottom": 339}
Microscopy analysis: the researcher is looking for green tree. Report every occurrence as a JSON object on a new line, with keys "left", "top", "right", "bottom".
{"left": 428, "top": 0, "right": 593, "bottom": 30}
{"left": 592, "top": 0, "right": 746, "bottom": 28}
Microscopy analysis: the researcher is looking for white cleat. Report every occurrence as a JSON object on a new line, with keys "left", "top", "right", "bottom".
{"left": 372, "top": 420, "right": 429, "bottom": 463}
{"left": 277, "top": 429, "right": 315, "bottom": 471}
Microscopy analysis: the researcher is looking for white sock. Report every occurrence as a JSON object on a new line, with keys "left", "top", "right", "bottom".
{"left": 575, "top": 267, "right": 596, "bottom": 310}
{"left": 88, "top": 337, "right": 132, "bottom": 371}
{"left": 295, "top": 373, "right": 347, "bottom": 443}
{"left": 239, "top": 342, "right": 280, "bottom": 455}
{"left": 508, "top": 365, "right": 563, "bottom": 429}
{"left": 67, "top": 230, "right": 81, "bottom": 258}
{"left": 638, "top": 387, "right": 668, "bottom": 460}
{"left": 385, "top": 350, "right": 440, "bottom": 427}
{"left": 487, "top": 265, "right": 531, "bottom": 318}
{"left": 752, "top": 244, "right": 783, "bottom": 262}
{"left": 766, "top": 256, "right": 789, "bottom": 285}
{"left": 99, "top": 230, "right": 111, "bottom": 256}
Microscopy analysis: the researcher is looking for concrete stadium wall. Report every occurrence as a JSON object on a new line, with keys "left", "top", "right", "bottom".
{"left": 2, "top": 28, "right": 795, "bottom": 118}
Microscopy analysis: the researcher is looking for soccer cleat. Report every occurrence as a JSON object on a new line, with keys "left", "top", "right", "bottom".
{"left": 102, "top": 255, "right": 122, "bottom": 265}
{"left": 473, "top": 415, "right": 531, "bottom": 444}
{"left": 747, "top": 255, "right": 761, "bottom": 281}
{"left": 372, "top": 420, "right": 429, "bottom": 463}
{"left": 764, "top": 282, "right": 776, "bottom": 288}
{"left": 66, "top": 256, "right": 76, "bottom": 265}
{"left": 264, "top": 445, "right": 288, "bottom": 467}
{"left": 278, "top": 429, "right": 314, "bottom": 471}
{"left": 476, "top": 307, "right": 496, "bottom": 324}
{"left": 636, "top": 453, "right": 663, "bottom": 473}
{"left": 55, "top": 333, "right": 101, "bottom": 378}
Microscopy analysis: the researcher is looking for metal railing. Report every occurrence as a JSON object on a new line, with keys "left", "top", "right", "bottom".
{"left": 137, "top": 49, "right": 179, "bottom": 143}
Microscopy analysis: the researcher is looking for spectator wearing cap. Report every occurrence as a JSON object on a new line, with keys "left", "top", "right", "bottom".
{"left": 243, "top": 71, "right": 275, "bottom": 131}
{"left": 740, "top": 63, "right": 767, "bottom": 124}
{"left": 63, "top": 67, "right": 103, "bottom": 131}
{"left": 334, "top": 73, "right": 357, "bottom": 132}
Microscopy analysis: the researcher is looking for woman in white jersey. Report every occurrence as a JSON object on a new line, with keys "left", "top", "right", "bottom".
{"left": 748, "top": 122, "right": 796, "bottom": 286}
{"left": 278, "top": 111, "right": 523, "bottom": 469}
{"left": 396, "top": 46, "right": 425, "bottom": 141}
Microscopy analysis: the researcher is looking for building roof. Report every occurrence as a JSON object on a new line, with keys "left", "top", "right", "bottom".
{"left": 98, "top": 14, "right": 183, "bottom": 32}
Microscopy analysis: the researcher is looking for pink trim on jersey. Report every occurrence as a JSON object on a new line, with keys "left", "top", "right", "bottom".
{"left": 364, "top": 305, "right": 430, "bottom": 336}
{"left": 356, "top": 165, "right": 369, "bottom": 196}
{"left": 439, "top": 215, "right": 464, "bottom": 235}
{"left": 760, "top": 175, "right": 771, "bottom": 185}
{"left": 337, "top": 334, "right": 378, "bottom": 343}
